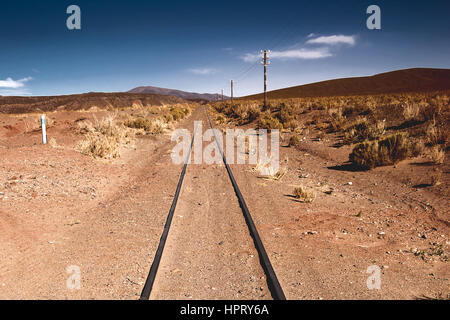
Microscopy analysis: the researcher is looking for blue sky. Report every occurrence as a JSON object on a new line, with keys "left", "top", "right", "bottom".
{"left": 0, "top": 0, "right": 449, "bottom": 97}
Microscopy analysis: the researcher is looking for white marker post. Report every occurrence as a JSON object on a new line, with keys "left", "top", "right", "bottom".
{"left": 41, "top": 115, "right": 47, "bottom": 144}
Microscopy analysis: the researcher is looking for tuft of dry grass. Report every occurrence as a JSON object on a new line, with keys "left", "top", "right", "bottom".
{"left": 124, "top": 116, "right": 169, "bottom": 134}
{"left": 265, "top": 167, "right": 287, "bottom": 181}
{"left": 149, "top": 118, "right": 168, "bottom": 134}
{"left": 350, "top": 132, "right": 409, "bottom": 169}
{"left": 430, "top": 169, "right": 442, "bottom": 186}
{"left": 247, "top": 105, "right": 261, "bottom": 123}
{"left": 425, "top": 120, "right": 447, "bottom": 146}
{"left": 293, "top": 186, "right": 316, "bottom": 203}
{"left": 216, "top": 114, "right": 227, "bottom": 124}
{"left": 429, "top": 145, "right": 445, "bottom": 164}
{"left": 77, "top": 134, "right": 121, "bottom": 159}
{"left": 49, "top": 138, "right": 59, "bottom": 149}
{"left": 327, "top": 108, "right": 346, "bottom": 132}
{"left": 288, "top": 135, "right": 300, "bottom": 147}
{"left": 253, "top": 162, "right": 287, "bottom": 181}
{"left": 258, "top": 114, "right": 283, "bottom": 130}
{"left": 403, "top": 103, "right": 420, "bottom": 121}
{"left": 344, "top": 118, "right": 385, "bottom": 144}
{"left": 124, "top": 117, "right": 152, "bottom": 131}
{"left": 77, "top": 114, "right": 134, "bottom": 159}
{"left": 409, "top": 139, "right": 425, "bottom": 158}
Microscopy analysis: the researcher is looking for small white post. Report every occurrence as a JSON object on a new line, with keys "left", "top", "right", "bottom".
{"left": 41, "top": 115, "right": 47, "bottom": 144}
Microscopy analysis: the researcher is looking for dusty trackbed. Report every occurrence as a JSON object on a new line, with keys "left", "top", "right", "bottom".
{"left": 139, "top": 108, "right": 286, "bottom": 300}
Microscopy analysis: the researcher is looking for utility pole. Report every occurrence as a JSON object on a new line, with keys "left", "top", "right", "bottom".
{"left": 230, "top": 80, "right": 234, "bottom": 103}
{"left": 221, "top": 89, "right": 224, "bottom": 101}
{"left": 261, "top": 50, "right": 270, "bottom": 108}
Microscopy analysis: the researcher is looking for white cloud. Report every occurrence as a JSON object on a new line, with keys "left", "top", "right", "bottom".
{"left": 306, "top": 35, "right": 356, "bottom": 46}
{"left": 187, "top": 68, "right": 217, "bottom": 75}
{"left": 242, "top": 48, "right": 332, "bottom": 62}
{"left": 272, "top": 48, "right": 332, "bottom": 59}
{"left": 0, "top": 77, "right": 33, "bottom": 88}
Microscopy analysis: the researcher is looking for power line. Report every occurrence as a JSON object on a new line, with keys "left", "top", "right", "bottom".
{"left": 230, "top": 80, "right": 234, "bottom": 103}
{"left": 262, "top": 50, "right": 270, "bottom": 108}
{"left": 221, "top": 15, "right": 301, "bottom": 98}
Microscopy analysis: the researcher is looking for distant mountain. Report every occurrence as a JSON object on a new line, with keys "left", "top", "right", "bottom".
{"left": 129, "top": 86, "right": 227, "bottom": 101}
{"left": 0, "top": 92, "right": 186, "bottom": 114}
{"left": 242, "top": 68, "right": 450, "bottom": 100}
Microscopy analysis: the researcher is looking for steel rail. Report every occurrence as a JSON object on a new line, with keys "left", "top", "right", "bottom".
{"left": 205, "top": 109, "right": 286, "bottom": 300}
{"left": 139, "top": 126, "right": 196, "bottom": 300}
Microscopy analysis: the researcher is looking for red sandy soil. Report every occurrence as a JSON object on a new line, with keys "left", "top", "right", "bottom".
{"left": 226, "top": 127, "right": 449, "bottom": 299}
{"left": 0, "top": 105, "right": 448, "bottom": 300}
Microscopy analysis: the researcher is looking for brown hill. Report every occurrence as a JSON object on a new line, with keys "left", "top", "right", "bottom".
{"left": 0, "top": 92, "right": 187, "bottom": 114}
{"left": 242, "top": 68, "right": 450, "bottom": 100}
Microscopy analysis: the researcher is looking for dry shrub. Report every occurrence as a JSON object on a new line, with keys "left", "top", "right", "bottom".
{"left": 315, "top": 121, "right": 329, "bottom": 131}
{"left": 289, "top": 135, "right": 301, "bottom": 147}
{"left": 77, "top": 120, "right": 95, "bottom": 134}
{"left": 253, "top": 162, "right": 286, "bottom": 181}
{"left": 265, "top": 167, "right": 287, "bottom": 181}
{"left": 258, "top": 114, "right": 283, "bottom": 130}
{"left": 316, "top": 131, "right": 325, "bottom": 140}
{"left": 247, "top": 105, "right": 261, "bottom": 123}
{"left": 344, "top": 119, "right": 385, "bottom": 144}
{"left": 422, "top": 105, "right": 442, "bottom": 122}
{"left": 124, "top": 117, "right": 152, "bottom": 131}
{"left": 163, "top": 105, "right": 191, "bottom": 122}
{"left": 170, "top": 107, "right": 186, "bottom": 121}
{"left": 276, "top": 103, "right": 295, "bottom": 125}
{"left": 293, "top": 187, "right": 315, "bottom": 203}
{"left": 150, "top": 118, "right": 168, "bottom": 134}
{"left": 77, "top": 134, "right": 121, "bottom": 159}
{"left": 403, "top": 103, "right": 420, "bottom": 121}
{"left": 350, "top": 132, "right": 409, "bottom": 169}
{"left": 182, "top": 106, "right": 192, "bottom": 116}
{"left": 49, "top": 138, "right": 58, "bottom": 149}
{"left": 77, "top": 114, "right": 134, "bottom": 159}
{"left": 124, "top": 116, "right": 168, "bottom": 134}
{"left": 342, "top": 105, "right": 356, "bottom": 116}
{"left": 328, "top": 108, "right": 346, "bottom": 132}
{"left": 425, "top": 120, "right": 447, "bottom": 146}
{"left": 216, "top": 114, "right": 227, "bottom": 124}
{"left": 409, "top": 139, "right": 425, "bottom": 158}
{"left": 163, "top": 113, "right": 174, "bottom": 123}
{"left": 430, "top": 169, "right": 442, "bottom": 186}
{"left": 429, "top": 145, "right": 445, "bottom": 164}
{"left": 328, "top": 107, "right": 342, "bottom": 118}
{"left": 284, "top": 119, "right": 299, "bottom": 131}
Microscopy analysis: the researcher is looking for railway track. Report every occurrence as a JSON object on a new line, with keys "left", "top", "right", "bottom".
{"left": 140, "top": 107, "right": 286, "bottom": 300}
